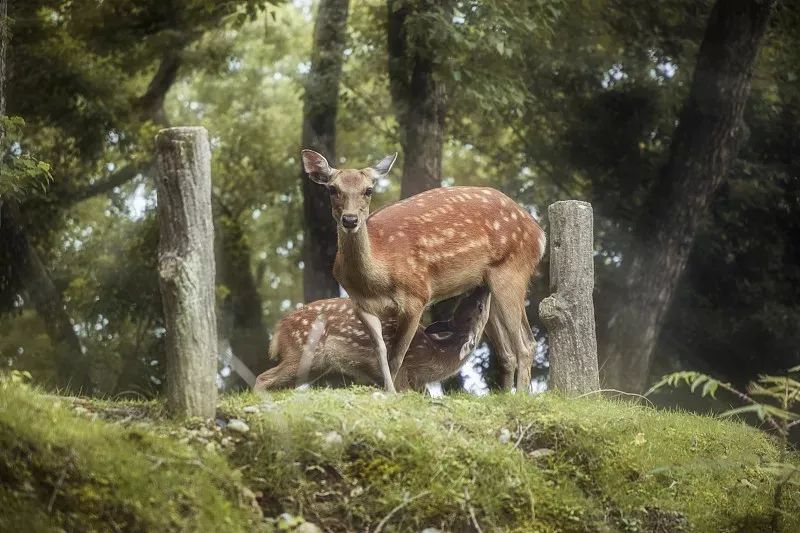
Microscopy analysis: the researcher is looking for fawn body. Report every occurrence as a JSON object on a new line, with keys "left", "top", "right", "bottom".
{"left": 254, "top": 287, "right": 491, "bottom": 391}
{"left": 302, "top": 150, "right": 545, "bottom": 392}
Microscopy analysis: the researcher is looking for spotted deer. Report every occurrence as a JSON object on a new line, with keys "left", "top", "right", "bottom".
{"left": 254, "top": 287, "right": 491, "bottom": 391}
{"left": 301, "top": 149, "right": 546, "bottom": 393}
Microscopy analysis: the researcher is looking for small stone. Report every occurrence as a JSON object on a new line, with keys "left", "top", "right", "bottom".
{"left": 295, "top": 522, "right": 323, "bottom": 533}
{"left": 243, "top": 405, "right": 258, "bottom": 414}
{"left": 322, "top": 431, "right": 343, "bottom": 446}
{"left": 375, "top": 429, "right": 386, "bottom": 441}
{"left": 227, "top": 419, "right": 250, "bottom": 434}
{"left": 529, "top": 448, "right": 554, "bottom": 459}
{"left": 221, "top": 437, "right": 233, "bottom": 447}
{"left": 371, "top": 391, "right": 387, "bottom": 400}
{"left": 498, "top": 427, "right": 511, "bottom": 444}
{"left": 421, "top": 529, "right": 443, "bottom": 533}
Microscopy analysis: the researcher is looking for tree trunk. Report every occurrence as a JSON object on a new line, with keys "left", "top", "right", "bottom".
{"left": 0, "top": 0, "right": 7, "bottom": 121}
{"left": 155, "top": 127, "right": 218, "bottom": 418}
{"left": 600, "top": 0, "right": 775, "bottom": 393}
{"left": 0, "top": 205, "right": 90, "bottom": 391}
{"left": 387, "top": 0, "right": 450, "bottom": 198}
{"left": 300, "top": 0, "right": 349, "bottom": 303}
{"left": 216, "top": 212, "right": 270, "bottom": 380}
{"left": 539, "top": 201, "right": 599, "bottom": 394}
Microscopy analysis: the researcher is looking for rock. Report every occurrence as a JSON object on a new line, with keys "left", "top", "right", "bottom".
{"left": 371, "top": 391, "right": 387, "bottom": 400}
{"left": 498, "top": 427, "right": 511, "bottom": 444}
{"left": 323, "top": 431, "right": 343, "bottom": 446}
{"left": 243, "top": 405, "right": 258, "bottom": 414}
{"left": 227, "top": 419, "right": 250, "bottom": 434}
{"left": 421, "top": 529, "right": 443, "bottom": 533}
{"left": 529, "top": 448, "right": 554, "bottom": 459}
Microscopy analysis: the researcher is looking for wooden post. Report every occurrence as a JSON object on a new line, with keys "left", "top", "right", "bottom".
{"left": 539, "top": 200, "right": 600, "bottom": 394}
{"left": 155, "top": 127, "right": 217, "bottom": 418}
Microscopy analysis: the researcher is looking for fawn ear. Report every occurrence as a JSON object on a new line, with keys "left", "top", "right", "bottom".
{"left": 424, "top": 320, "right": 454, "bottom": 341}
{"left": 302, "top": 149, "right": 335, "bottom": 184}
{"left": 371, "top": 152, "right": 397, "bottom": 178}
{"left": 458, "top": 333, "right": 477, "bottom": 360}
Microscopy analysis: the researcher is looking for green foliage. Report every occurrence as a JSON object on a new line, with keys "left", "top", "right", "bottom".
{"left": 648, "top": 367, "right": 800, "bottom": 530}
{"left": 0, "top": 116, "right": 52, "bottom": 201}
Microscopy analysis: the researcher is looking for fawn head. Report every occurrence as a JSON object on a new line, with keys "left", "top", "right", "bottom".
{"left": 301, "top": 149, "right": 397, "bottom": 233}
{"left": 425, "top": 286, "right": 492, "bottom": 360}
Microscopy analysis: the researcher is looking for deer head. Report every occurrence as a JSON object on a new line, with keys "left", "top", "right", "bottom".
{"left": 301, "top": 149, "right": 397, "bottom": 233}
{"left": 424, "top": 286, "right": 492, "bottom": 360}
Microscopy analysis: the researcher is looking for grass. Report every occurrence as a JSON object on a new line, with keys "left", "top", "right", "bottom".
{"left": 1, "top": 379, "right": 798, "bottom": 532}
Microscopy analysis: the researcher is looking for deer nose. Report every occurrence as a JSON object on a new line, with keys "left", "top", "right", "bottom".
{"left": 341, "top": 214, "right": 358, "bottom": 228}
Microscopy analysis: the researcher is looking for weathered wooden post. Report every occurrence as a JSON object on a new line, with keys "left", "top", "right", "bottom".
{"left": 155, "top": 127, "right": 217, "bottom": 418}
{"left": 539, "top": 200, "right": 600, "bottom": 394}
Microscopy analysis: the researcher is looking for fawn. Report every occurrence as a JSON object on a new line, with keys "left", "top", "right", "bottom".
{"left": 301, "top": 149, "right": 545, "bottom": 392}
{"left": 254, "top": 286, "right": 491, "bottom": 391}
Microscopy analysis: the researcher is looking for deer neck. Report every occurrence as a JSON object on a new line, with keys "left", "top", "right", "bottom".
{"left": 337, "top": 225, "right": 385, "bottom": 287}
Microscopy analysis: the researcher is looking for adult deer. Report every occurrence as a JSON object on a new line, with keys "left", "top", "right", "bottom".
{"left": 254, "top": 286, "right": 491, "bottom": 391}
{"left": 301, "top": 149, "right": 545, "bottom": 392}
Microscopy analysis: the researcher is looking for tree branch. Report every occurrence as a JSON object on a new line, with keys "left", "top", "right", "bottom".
{"left": 61, "top": 161, "right": 153, "bottom": 206}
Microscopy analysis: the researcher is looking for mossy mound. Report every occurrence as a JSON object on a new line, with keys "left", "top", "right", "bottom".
{"left": 0, "top": 381, "right": 261, "bottom": 532}
{"left": 223, "top": 389, "right": 799, "bottom": 532}
{"left": 1, "top": 381, "right": 798, "bottom": 532}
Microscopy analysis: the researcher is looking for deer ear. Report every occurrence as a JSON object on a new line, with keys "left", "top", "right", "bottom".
{"left": 301, "top": 149, "right": 335, "bottom": 184}
{"left": 372, "top": 152, "right": 397, "bottom": 178}
{"left": 458, "top": 333, "right": 477, "bottom": 360}
{"left": 424, "top": 320, "right": 453, "bottom": 341}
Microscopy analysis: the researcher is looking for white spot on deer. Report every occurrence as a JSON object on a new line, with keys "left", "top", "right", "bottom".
{"left": 397, "top": 231, "right": 405, "bottom": 238}
{"left": 511, "top": 212, "right": 518, "bottom": 220}
{"left": 501, "top": 236, "right": 508, "bottom": 245}
{"left": 512, "top": 231, "right": 519, "bottom": 241}
{"left": 301, "top": 319, "right": 309, "bottom": 326}
{"left": 388, "top": 235, "right": 395, "bottom": 243}
{"left": 482, "top": 198, "right": 490, "bottom": 204}
{"left": 537, "top": 232, "right": 547, "bottom": 258}
{"left": 493, "top": 221, "right": 501, "bottom": 230}
{"left": 441, "top": 228, "right": 455, "bottom": 238}
{"left": 503, "top": 216, "right": 510, "bottom": 222}
{"left": 500, "top": 198, "right": 507, "bottom": 206}
{"left": 480, "top": 189, "right": 491, "bottom": 196}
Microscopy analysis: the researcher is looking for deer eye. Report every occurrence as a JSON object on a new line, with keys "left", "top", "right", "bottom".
{"left": 364, "top": 187, "right": 374, "bottom": 197}
{"left": 328, "top": 186, "right": 339, "bottom": 197}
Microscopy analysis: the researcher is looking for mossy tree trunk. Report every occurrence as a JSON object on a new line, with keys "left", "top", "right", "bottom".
{"left": 540, "top": 201, "right": 599, "bottom": 394}
{"left": 155, "top": 127, "right": 218, "bottom": 418}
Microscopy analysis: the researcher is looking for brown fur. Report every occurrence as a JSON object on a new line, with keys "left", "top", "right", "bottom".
{"left": 254, "top": 288, "right": 491, "bottom": 391}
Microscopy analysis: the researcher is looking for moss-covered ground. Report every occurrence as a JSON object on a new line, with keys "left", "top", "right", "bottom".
{"left": 1, "top": 380, "right": 798, "bottom": 532}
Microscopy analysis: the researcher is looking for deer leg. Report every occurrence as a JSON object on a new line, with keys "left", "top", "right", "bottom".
{"left": 356, "top": 308, "right": 396, "bottom": 393}
{"left": 485, "top": 309, "right": 516, "bottom": 390}
{"left": 487, "top": 267, "right": 533, "bottom": 392}
{"left": 389, "top": 302, "right": 424, "bottom": 382}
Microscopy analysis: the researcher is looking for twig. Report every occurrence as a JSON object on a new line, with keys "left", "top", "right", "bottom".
{"left": 47, "top": 469, "right": 67, "bottom": 513}
{"left": 576, "top": 388, "right": 655, "bottom": 408}
{"left": 373, "top": 490, "right": 430, "bottom": 533}
{"left": 513, "top": 422, "right": 534, "bottom": 450}
{"left": 468, "top": 504, "right": 483, "bottom": 533}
